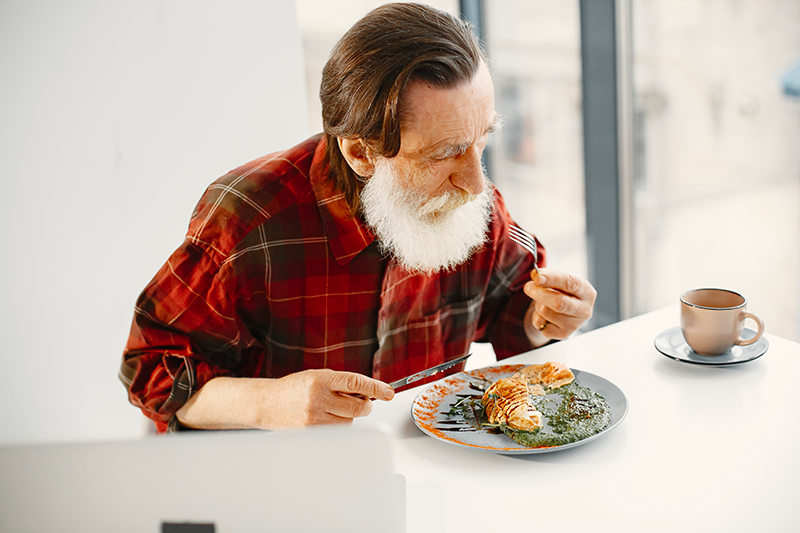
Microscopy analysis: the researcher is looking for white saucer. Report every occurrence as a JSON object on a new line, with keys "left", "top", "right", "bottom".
{"left": 654, "top": 326, "right": 768, "bottom": 366}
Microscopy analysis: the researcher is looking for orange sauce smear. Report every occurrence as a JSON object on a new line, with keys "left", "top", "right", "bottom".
{"left": 412, "top": 365, "right": 535, "bottom": 450}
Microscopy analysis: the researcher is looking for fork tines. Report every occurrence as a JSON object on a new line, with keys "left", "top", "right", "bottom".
{"left": 508, "top": 224, "right": 540, "bottom": 273}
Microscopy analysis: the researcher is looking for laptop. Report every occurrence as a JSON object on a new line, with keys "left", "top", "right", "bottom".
{"left": 0, "top": 426, "right": 404, "bottom": 532}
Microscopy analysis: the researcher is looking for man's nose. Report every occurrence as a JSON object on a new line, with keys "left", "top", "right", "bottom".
{"left": 451, "top": 145, "right": 485, "bottom": 195}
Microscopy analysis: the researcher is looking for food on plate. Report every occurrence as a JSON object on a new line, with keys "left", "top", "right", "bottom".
{"left": 481, "top": 362, "right": 576, "bottom": 431}
{"left": 512, "top": 361, "right": 575, "bottom": 389}
{"left": 482, "top": 378, "right": 543, "bottom": 431}
{"left": 452, "top": 362, "right": 611, "bottom": 448}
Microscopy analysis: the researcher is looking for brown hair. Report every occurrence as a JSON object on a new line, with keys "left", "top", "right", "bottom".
{"left": 319, "top": 2, "right": 486, "bottom": 213}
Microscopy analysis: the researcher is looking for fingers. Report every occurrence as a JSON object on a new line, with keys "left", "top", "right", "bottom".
{"left": 530, "top": 303, "right": 576, "bottom": 340}
{"left": 326, "top": 370, "right": 395, "bottom": 401}
{"left": 523, "top": 269, "right": 597, "bottom": 340}
{"left": 325, "top": 392, "right": 374, "bottom": 421}
{"left": 532, "top": 303, "right": 589, "bottom": 340}
{"left": 524, "top": 269, "right": 596, "bottom": 319}
{"left": 261, "top": 369, "right": 393, "bottom": 429}
{"left": 305, "top": 370, "right": 393, "bottom": 424}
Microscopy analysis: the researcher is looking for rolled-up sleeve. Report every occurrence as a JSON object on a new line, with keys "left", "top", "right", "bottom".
{"left": 119, "top": 240, "right": 246, "bottom": 432}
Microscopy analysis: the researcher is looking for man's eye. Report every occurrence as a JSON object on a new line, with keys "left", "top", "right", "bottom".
{"left": 432, "top": 145, "right": 470, "bottom": 161}
{"left": 433, "top": 153, "right": 455, "bottom": 162}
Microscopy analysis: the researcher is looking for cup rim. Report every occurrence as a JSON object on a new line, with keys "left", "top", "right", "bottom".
{"left": 680, "top": 287, "right": 747, "bottom": 310}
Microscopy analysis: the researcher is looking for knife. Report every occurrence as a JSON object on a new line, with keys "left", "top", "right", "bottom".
{"left": 387, "top": 352, "right": 472, "bottom": 390}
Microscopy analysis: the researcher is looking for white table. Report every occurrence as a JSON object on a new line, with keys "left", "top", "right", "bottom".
{"left": 2, "top": 306, "right": 796, "bottom": 532}
{"left": 355, "top": 306, "right": 800, "bottom": 532}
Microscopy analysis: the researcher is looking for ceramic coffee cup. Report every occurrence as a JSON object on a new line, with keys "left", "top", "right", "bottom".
{"left": 680, "top": 288, "right": 765, "bottom": 355}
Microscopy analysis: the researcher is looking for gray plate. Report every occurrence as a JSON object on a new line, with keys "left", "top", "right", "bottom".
{"left": 410, "top": 364, "right": 628, "bottom": 455}
{"left": 654, "top": 326, "right": 768, "bottom": 366}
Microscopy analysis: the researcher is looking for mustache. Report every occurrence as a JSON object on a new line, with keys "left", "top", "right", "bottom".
{"left": 416, "top": 188, "right": 477, "bottom": 218}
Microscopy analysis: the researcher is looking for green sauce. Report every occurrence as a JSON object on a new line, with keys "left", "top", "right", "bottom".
{"left": 504, "top": 382, "right": 611, "bottom": 448}
{"left": 448, "top": 381, "right": 612, "bottom": 448}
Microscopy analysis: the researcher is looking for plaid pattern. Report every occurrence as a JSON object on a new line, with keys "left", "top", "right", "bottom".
{"left": 120, "top": 135, "right": 544, "bottom": 432}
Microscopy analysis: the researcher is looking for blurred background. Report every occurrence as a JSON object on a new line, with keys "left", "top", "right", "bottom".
{"left": 300, "top": 0, "right": 799, "bottom": 340}
{"left": 1, "top": 0, "right": 798, "bottom": 445}
{"left": 299, "top": 0, "right": 800, "bottom": 366}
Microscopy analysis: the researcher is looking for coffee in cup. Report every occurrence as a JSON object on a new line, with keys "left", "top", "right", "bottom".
{"left": 680, "top": 288, "right": 765, "bottom": 355}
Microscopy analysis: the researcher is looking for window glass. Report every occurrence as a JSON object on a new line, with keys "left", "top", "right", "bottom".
{"left": 632, "top": 0, "right": 800, "bottom": 341}
{"left": 484, "top": 0, "right": 587, "bottom": 280}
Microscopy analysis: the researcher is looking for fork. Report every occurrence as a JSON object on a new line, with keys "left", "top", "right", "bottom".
{"left": 508, "top": 224, "right": 540, "bottom": 274}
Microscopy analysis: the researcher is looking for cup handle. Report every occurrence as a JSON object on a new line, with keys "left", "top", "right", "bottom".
{"left": 735, "top": 312, "right": 765, "bottom": 347}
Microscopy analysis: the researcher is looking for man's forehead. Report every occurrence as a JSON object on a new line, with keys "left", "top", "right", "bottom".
{"left": 398, "top": 64, "right": 496, "bottom": 156}
{"left": 423, "top": 112, "right": 501, "bottom": 156}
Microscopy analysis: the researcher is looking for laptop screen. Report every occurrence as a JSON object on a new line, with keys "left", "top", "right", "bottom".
{"left": 0, "top": 426, "right": 404, "bottom": 533}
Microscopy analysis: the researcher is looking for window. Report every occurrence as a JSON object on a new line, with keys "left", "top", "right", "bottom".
{"left": 484, "top": 1, "right": 588, "bottom": 283}
{"left": 631, "top": 0, "right": 800, "bottom": 341}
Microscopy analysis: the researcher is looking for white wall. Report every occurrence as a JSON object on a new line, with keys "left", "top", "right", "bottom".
{"left": 0, "top": 0, "right": 309, "bottom": 445}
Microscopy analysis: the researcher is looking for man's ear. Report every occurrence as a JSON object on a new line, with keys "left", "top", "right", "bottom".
{"left": 337, "top": 138, "right": 376, "bottom": 177}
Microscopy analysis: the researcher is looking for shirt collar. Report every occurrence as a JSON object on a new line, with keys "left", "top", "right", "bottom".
{"left": 309, "top": 136, "right": 376, "bottom": 265}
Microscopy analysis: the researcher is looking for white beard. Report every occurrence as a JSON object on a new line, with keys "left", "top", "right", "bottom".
{"left": 360, "top": 157, "right": 493, "bottom": 274}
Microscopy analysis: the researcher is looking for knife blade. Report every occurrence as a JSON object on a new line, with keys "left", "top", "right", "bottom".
{"left": 388, "top": 352, "right": 472, "bottom": 390}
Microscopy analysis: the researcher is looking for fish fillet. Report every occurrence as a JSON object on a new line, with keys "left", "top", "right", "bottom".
{"left": 513, "top": 361, "right": 574, "bottom": 389}
{"left": 482, "top": 378, "right": 543, "bottom": 431}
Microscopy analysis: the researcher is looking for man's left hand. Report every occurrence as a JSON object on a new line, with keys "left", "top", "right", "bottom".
{"left": 523, "top": 268, "right": 597, "bottom": 345}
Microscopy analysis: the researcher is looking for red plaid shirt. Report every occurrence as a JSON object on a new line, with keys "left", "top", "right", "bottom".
{"left": 120, "top": 135, "right": 544, "bottom": 432}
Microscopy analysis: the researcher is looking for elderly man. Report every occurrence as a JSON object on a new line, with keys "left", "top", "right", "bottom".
{"left": 120, "top": 2, "right": 596, "bottom": 432}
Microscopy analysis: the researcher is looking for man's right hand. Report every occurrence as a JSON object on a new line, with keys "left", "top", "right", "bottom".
{"left": 175, "top": 370, "right": 395, "bottom": 431}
